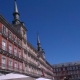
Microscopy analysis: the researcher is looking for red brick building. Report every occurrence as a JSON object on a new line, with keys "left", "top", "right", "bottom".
{"left": 53, "top": 62, "right": 80, "bottom": 80}
{"left": 0, "top": 15, "right": 24, "bottom": 74}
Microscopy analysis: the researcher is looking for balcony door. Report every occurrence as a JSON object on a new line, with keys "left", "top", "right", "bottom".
{"left": 9, "top": 60, "right": 12, "bottom": 69}
{"left": 14, "top": 48, "right": 17, "bottom": 56}
{"left": 2, "top": 57, "right": 6, "bottom": 69}
{"left": 9, "top": 45, "right": 12, "bottom": 54}
{"left": 2, "top": 40, "right": 6, "bottom": 51}
{"left": 14, "top": 62, "right": 18, "bottom": 71}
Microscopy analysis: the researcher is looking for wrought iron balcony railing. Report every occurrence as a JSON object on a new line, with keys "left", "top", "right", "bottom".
{"left": 0, "top": 29, "right": 22, "bottom": 48}
{"left": 0, "top": 63, "right": 24, "bottom": 73}
{"left": 24, "top": 58, "right": 38, "bottom": 67}
{"left": 0, "top": 44, "right": 23, "bottom": 61}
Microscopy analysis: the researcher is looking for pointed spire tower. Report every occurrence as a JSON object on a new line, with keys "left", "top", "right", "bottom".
{"left": 12, "top": 0, "right": 20, "bottom": 25}
{"left": 37, "top": 33, "right": 45, "bottom": 59}
{"left": 37, "top": 33, "right": 42, "bottom": 51}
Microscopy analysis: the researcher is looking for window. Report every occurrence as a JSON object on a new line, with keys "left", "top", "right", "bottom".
{"left": 56, "top": 68, "right": 58, "bottom": 72}
{"left": 9, "top": 31, "right": 12, "bottom": 39}
{"left": 2, "top": 40, "right": 6, "bottom": 51}
{"left": 63, "top": 67, "right": 65, "bottom": 71}
{"left": 28, "top": 54, "right": 30, "bottom": 60}
{"left": 78, "top": 75, "right": 80, "bottom": 78}
{"left": 9, "top": 60, "right": 12, "bottom": 69}
{"left": 73, "top": 66, "right": 75, "bottom": 70}
{"left": 64, "top": 72, "right": 66, "bottom": 75}
{"left": 67, "top": 67, "right": 70, "bottom": 70}
{"left": 59, "top": 68, "right": 61, "bottom": 71}
{"left": 19, "top": 51, "right": 21, "bottom": 58}
{"left": 29, "top": 66, "right": 31, "bottom": 71}
{"left": 72, "top": 75, "right": 74, "bottom": 79}
{"left": 14, "top": 35, "right": 17, "bottom": 42}
{"left": 18, "top": 39, "right": 21, "bottom": 45}
{"left": 9, "top": 60, "right": 12, "bottom": 66}
{"left": 9, "top": 44, "right": 12, "bottom": 54}
{"left": 70, "top": 67, "right": 72, "bottom": 70}
{"left": 2, "top": 57, "right": 6, "bottom": 68}
{"left": 77, "top": 70, "right": 79, "bottom": 74}
{"left": 19, "top": 63, "right": 22, "bottom": 69}
{"left": 68, "top": 71, "right": 73, "bottom": 74}
{"left": 75, "top": 75, "right": 77, "bottom": 79}
{"left": 2, "top": 25, "right": 8, "bottom": 35}
{"left": 2, "top": 57, "right": 6, "bottom": 64}
{"left": 3, "top": 26, "right": 6, "bottom": 33}
{"left": 14, "top": 48, "right": 17, "bottom": 56}
{"left": 75, "top": 71, "right": 77, "bottom": 74}
{"left": 54, "top": 69, "right": 55, "bottom": 72}
{"left": 76, "top": 66, "right": 78, "bottom": 70}
{"left": 14, "top": 62, "right": 17, "bottom": 69}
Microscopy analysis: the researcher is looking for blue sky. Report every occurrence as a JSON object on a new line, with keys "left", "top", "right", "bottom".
{"left": 0, "top": 0, "right": 80, "bottom": 64}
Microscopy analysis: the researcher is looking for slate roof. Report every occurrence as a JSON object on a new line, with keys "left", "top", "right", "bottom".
{"left": 52, "top": 61, "right": 80, "bottom": 68}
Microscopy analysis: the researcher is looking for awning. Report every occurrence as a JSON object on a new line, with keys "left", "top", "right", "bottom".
{"left": 0, "top": 73, "right": 29, "bottom": 80}
{"left": 36, "top": 77, "right": 52, "bottom": 80}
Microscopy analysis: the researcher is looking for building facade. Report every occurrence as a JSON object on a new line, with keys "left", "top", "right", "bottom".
{"left": 53, "top": 61, "right": 80, "bottom": 80}
{"left": 0, "top": 0, "right": 53, "bottom": 79}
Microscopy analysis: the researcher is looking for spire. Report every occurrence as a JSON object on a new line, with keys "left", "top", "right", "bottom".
{"left": 37, "top": 33, "right": 42, "bottom": 51}
{"left": 14, "top": 0, "right": 18, "bottom": 13}
{"left": 37, "top": 33, "right": 45, "bottom": 59}
{"left": 37, "top": 33, "right": 40, "bottom": 44}
{"left": 12, "top": 0, "right": 20, "bottom": 25}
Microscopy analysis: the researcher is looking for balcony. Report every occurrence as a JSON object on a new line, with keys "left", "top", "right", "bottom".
{"left": 0, "top": 29, "right": 8, "bottom": 39}
{"left": 0, "top": 63, "right": 24, "bottom": 74}
{"left": 0, "top": 44, "right": 23, "bottom": 62}
{"left": 25, "top": 69, "right": 41, "bottom": 77}
{"left": 17, "top": 41, "right": 22, "bottom": 49}
{"left": 1, "top": 63, "right": 7, "bottom": 69}
{"left": 8, "top": 65, "right": 13, "bottom": 71}
{"left": 8, "top": 35, "right": 13, "bottom": 43}
{"left": 45, "top": 71, "right": 53, "bottom": 77}
{"left": 14, "top": 39, "right": 18, "bottom": 46}
{"left": 24, "top": 58, "right": 38, "bottom": 68}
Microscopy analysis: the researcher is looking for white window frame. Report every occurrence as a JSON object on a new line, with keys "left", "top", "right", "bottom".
{"left": 9, "top": 44, "right": 12, "bottom": 54}
{"left": 9, "top": 31, "right": 12, "bottom": 39}
{"left": 14, "top": 47, "right": 17, "bottom": 56}
{"left": 19, "top": 50, "right": 21, "bottom": 58}
{"left": 19, "top": 63, "right": 22, "bottom": 70}
{"left": 2, "top": 39, "right": 6, "bottom": 51}
{"left": 8, "top": 59, "right": 13, "bottom": 69}
{"left": 2, "top": 56, "right": 6, "bottom": 69}
{"left": 14, "top": 62, "right": 17, "bottom": 69}
{"left": 63, "top": 67, "right": 65, "bottom": 71}
{"left": 14, "top": 35, "right": 17, "bottom": 42}
{"left": 2, "top": 25, "right": 7, "bottom": 35}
